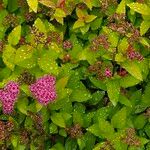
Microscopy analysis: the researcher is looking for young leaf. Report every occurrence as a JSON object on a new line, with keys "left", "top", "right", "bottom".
{"left": 34, "top": 18, "right": 46, "bottom": 33}
{"left": 26, "top": 0, "right": 38, "bottom": 13}
{"left": 73, "top": 19, "right": 85, "bottom": 29}
{"left": 85, "top": 15, "right": 97, "bottom": 23}
{"left": 116, "top": 0, "right": 126, "bottom": 14}
{"left": 127, "top": 3, "right": 150, "bottom": 15}
{"left": 106, "top": 79, "right": 120, "bottom": 106}
{"left": 38, "top": 0, "right": 55, "bottom": 8}
{"left": 8, "top": 25, "right": 21, "bottom": 46}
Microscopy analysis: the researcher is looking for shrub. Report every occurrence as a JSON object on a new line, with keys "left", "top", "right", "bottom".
{"left": 0, "top": 0, "right": 150, "bottom": 149}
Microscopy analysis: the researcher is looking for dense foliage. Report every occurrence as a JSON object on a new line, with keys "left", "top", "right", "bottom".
{"left": 0, "top": 0, "right": 150, "bottom": 149}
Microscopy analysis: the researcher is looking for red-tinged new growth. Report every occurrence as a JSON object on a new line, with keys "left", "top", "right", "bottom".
{"left": 30, "top": 75, "right": 57, "bottom": 105}
{"left": 0, "top": 81, "right": 20, "bottom": 114}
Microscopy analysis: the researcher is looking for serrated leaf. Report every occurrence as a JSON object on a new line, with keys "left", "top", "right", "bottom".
{"left": 116, "top": 0, "right": 126, "bottom": 14}
{"left": 106, "top": 79, "right": 120, "bottom": 106}
{"left": 121, "top": 61, "right": 143, "bottom": 81}
{"left": 127, "top": 3, "right": 150, "bottom": 15}
{"left": 73, "top": 19, "right": 85, "bottom": 29}
{"left": 27, "top": 0, "right": 38, "bottom": 13}
{"left": 8, "top": 25, "right": 21, "bottom": 46}
{"left": 140, "top": 20, "right": 150, "bottom": 36}
{"left": 111, "top": 107, "right": 127, "bottom": 129}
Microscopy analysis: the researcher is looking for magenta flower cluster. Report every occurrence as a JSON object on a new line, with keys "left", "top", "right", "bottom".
{"left": 0, "top": 81, "right": 20, "bottom": 114}
{"left": 30, "top": 75, "right": 57, "bottom": 105}
{"left": 104, "top": 68, "right": 112, "bottom": 78}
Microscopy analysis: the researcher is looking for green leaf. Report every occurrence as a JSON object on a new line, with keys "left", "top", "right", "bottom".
{"left": 127, "top": 3, "right": 150, "bottom": 15}
{"left": 111, "top": 107, "right": 127, "bottom": 129}
{"left": 38, "top": 0, "right": 55, "bottom": 8}
{"left": 8, "top": 0, "right": 18, "bottom": 12}
{"left": 116, "top": 0, "right": 126, "bottom": 14}
{"left": 133, "top": 115, "right": 147, "bottom": 129}
{"left": 73, "top": 19, "right": 85, "bottom": 29}
{"left": 140, "top": 20, "right": 150, "bottom": 36}
{"left": 51, "top": 113, "right": 66, "bottom": 128}
{"left": 121, "top": 61, "right": 143, "bottom": 81}
{"left": 120, "top": 75, "right": 141, "bottom": 88}
{"left": 34, "top": 18, "right": 46, "bottom": 33}
{"left": 70, "top": 89, "right": 92, "bottom": 102}
{"left": 17, "top": 98, "right": 28, "bottom": 115}
{"left": 8, "top": 25, "right": 21, "bottom": 46}
{"left": 15, "top": 45, "right": 33, "bottom": 64}
{"left": 85, "top": 15, "right": 97, "bottom": 23}
{"left": 27, "top": 0, "right": 38, "bottom": 13}
{"left": 106, "top": 79, "right": 120, "bottom": 106}
{"left": 54, "top": 8, "right": 66, "bottom": 18}
{"left": 38, "top": 52, "right": 59, "bottom": 75}
{"left": 91, "top": 18, "right": 102, "bottom": 30}
{"left": 2, "top": 45, "right": 16, "bottom": 70}
{"left": 87, "top": 124, "right": 101, "bottom": 137}
{"left": 11, "top": 135, "right": 18, "bottom": 148}
{"left": 84, "top": 0, "right": 92, "bottom": 10}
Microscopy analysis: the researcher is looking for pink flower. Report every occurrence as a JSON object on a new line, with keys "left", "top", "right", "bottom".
{"left": 30, "top": 75, "right": 57, "bottom": 105}
{"left": 0, "top": 81, "right": 20, "bottom": 114}
{"left": 104, "top": 68, "right": 112, "bottom": 78}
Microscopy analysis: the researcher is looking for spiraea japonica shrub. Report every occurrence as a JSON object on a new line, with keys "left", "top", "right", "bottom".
{"left": 0, "top": 0, "right": 150, "bottom": 149}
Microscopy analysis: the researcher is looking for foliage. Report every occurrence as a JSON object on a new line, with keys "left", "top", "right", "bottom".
{"left": 0, "top": 0, "right": 150, "bottom": 149}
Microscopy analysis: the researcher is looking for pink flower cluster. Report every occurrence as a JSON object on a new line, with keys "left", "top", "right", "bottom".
{"left": 104, "top": 68, "right": 112, "bottom": 78}
{"left": 0, "top": 81, "right": 20, "bottom": 114}
{"left": 30, "top": 75, "right": 57, "bottom": 105}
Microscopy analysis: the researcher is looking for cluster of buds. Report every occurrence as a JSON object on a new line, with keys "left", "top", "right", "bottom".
{"left": 0, "top": 40, "right": 4, "bottom": 52}
{"left": 127, "top": 45, "right": 144, "bottom": 61}
{"left": 62, "top": 54, "right": 71, "bottom": 63}
{"left": 66, "top": 124, "right": 83, "bottom": 139}
{"left": 17, "top": 0, "right": 28, "bottom": 8}
{"left": 0, "top": 81, "right": 20, "bottom": 114}
{"left": 136, "top": 0, "right": 145, "bottom": 3}
{"left": 90, "top": 35, "right": 110, "bottom": 51}
{"left": 88, "top": 61, "right": 113, "bottom": 80}
{"left": 100, "top": 140, "right": 115, "bottom": 150}
{"left": 122, "top": 128, "right": 141, "bottom": 147}
{"left": 63, "top": 40, "right": 73, "bottom": 50}
{"left": 0, "top": 120, "right": 14, "bottom": 141}
{"left": 49, "top": 31, "right": 63, "bottom": 45}
{"left": 2, "top": 14, "right": 18, "bottom": 28}
{"left": 101, "top": 0, "right": 118, "bottom": 11}
{"left": 117, "top": 67, "right": 128, "bottom": 77}
{"left": 128, "top": 29, "right": 140, "bottom": 44}
{"left": 77, "top": 3, "right": 87, "bottom": 9}
{"left": 38, "top": 5, "right": 55, "bottom": 17}
{"left": 18, "top": 71, "right": 36, "bottom": 85}
{"left": 24, "top": 12, "right": 36, "bottom": 23}
{"left": 28, "top": 111, "right": 44, "bottom": 134}
{"left": 30, "top": 75, "right": 57, "bottom": 105}
{"left": 30, "top": 26, "right": 47, "bottom": 45}
{"left": 108, "top": 13, "right": 125, "bottom": 23}
{"left": 19, "top": 129, "right": 30, "bottom": 145}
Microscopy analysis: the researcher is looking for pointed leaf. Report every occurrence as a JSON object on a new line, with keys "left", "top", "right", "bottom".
{"left": 27, "top": 0, "right": 38, "bottom": 13}
{"left": 73, "top": 19, "right": 85, "bottom": 29}
{"left": 8, "top": 25, "right": 21, "bottom": 46}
